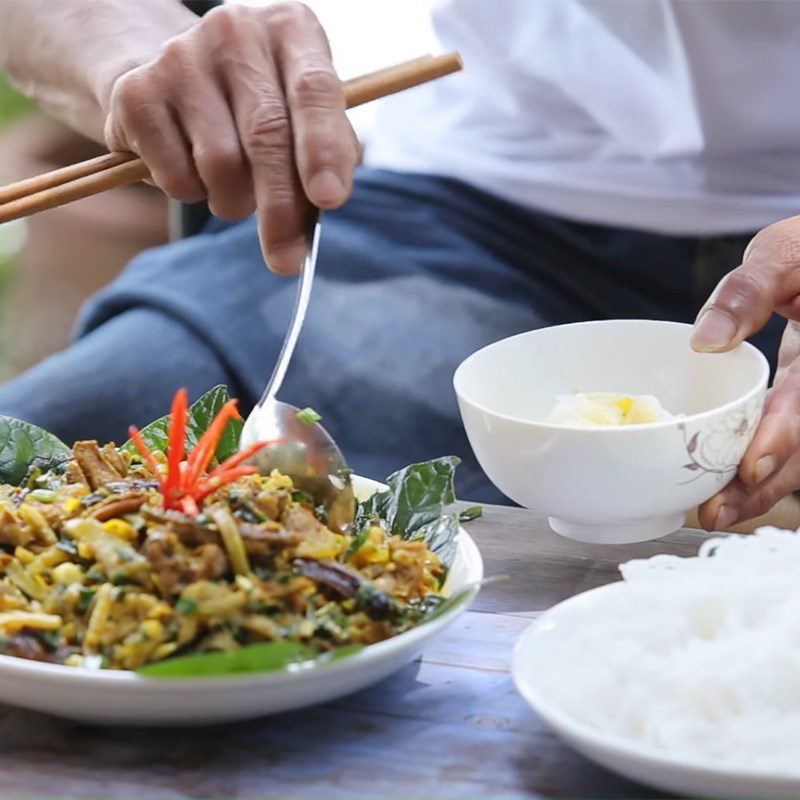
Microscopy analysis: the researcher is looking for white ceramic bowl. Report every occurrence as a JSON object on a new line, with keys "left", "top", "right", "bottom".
{"left": 0, "top": 477, "right": 483, "bottom": 725}
{"left": 454, "top": 320, "right": 768, "bottom": 544}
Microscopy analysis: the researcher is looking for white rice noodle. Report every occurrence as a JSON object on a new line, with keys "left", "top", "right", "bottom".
{"left": 547, "top": 392, "right": 675, "bottom": 427}
{"left": 534, "top": 527, "right": 800, "bottom": 775}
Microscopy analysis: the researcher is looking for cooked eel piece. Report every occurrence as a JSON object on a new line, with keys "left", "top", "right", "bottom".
{"left": 0, "top": 632, "right": 52, "bottom": 662}
{"left": 87, "top": 491, "right": 148, "bottom": 522}
{"left": 106, "top": 480, "right": 160, "bottom": 493}
{"left": 237, "top": 523, "right": 300, "bottom": 559}
{"left": 283, "top": 506, "right": 343, "bottom": 559}
{"left": 143, "top": 506, "right": 300, "bottom": 561}
{"left": 65, "top": 460, "right": 87, "bottom": 485}
{"left": 30, "top": 501, "right": 66, "bottom": 528}
{"left": 144, "top": 530, "right": 229, "bottom": 596}
{"left": 142, "top": 506, "right": 219, "bottom": 545}
{"left": 72, "top": 441, "right": 127, "bottom": 490}
{"left": 291, "top": 558, "right": 397, "bottom": 620}
{"left": 101, "top": 444, "right": 127, "bottom": 476}
{"left": 292, "top": 557, "right": 361, "bottom": 597}
{"left": 0, "top": 504, "right": 32, "bottom": 547}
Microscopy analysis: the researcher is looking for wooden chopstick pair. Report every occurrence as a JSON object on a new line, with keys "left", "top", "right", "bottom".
{"left": 0, "top": 52, "right": 462, "bottom": 224}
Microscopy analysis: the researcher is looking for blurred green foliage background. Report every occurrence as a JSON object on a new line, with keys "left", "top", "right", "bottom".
{"left": 0, "top": 73, "right": 34, "bottom": 124}
{"left": 0, "top": 72, "right": 35, "bottom": 379}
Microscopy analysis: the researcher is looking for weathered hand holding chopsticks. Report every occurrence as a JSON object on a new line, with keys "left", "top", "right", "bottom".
{"left": 0, "top": 53, "right": 462, "bottom": 223}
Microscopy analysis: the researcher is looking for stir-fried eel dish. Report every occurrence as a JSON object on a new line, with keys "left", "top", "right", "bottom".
{"left": 0, "top": 387, "right": 469, "bottom": 675}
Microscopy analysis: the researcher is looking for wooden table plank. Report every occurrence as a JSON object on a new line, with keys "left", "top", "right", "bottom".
{"left": 467, "top": 506, "right": 711, "bottom": 616}
{"left": 0, "top": 505, "right": 712, "bottom": 799}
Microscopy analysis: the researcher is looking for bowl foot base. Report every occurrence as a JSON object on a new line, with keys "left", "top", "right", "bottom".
{"left": 548, "top": 512, "right": 686, "bottom": 544}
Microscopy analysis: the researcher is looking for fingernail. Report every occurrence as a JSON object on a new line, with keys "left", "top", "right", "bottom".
{"left": 308, "top": 169, "right": 347, "bottom": 207}
{"left": 753, "top": 454, "right": 776, "bottom": 484}
{"left": 691, "top": 309, "right": 739, "bottom": 352}
{"left": 714, "top": 504, "right": 738, "bottom": 531}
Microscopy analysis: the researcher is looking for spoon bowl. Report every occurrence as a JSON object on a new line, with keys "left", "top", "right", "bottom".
{"left": 240, "top": 398, "right": 354, "bottom": 531}
{"left": 240, "top": 215, "right": 354, "bottom": 532}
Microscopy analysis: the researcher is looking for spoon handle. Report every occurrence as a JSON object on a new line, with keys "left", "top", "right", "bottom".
{"left": 256, "top": 214, "right": 322, "bottom": 409}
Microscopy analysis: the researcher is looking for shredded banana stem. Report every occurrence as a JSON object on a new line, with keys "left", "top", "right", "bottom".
{"left": 0, "top": 611, "right": 61, "bottom": 632}
{"left": 210, "top": 507, "right": 251, "bottom": 577}
{"left": 84, "top": 583, "right": 113, "bottom": 654}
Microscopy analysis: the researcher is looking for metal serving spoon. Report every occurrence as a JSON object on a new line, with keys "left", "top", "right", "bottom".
{"left": 240, "top": 213, "right": 355, "bottom": 532}
{"left": 237, "top": 54, "right": 466, "bottom": 532}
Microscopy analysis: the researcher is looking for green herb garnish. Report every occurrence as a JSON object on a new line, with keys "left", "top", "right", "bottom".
{"left": 175, "top": 596, "right": 199, "bottom": 615}
{"left": 56, "top": 538, "right": 78, "bottom": 557}
{"left": 40, "top": 629, "right": 61, "bottom": 649}
{"left": 26, "top": 488, "right": 57, "bottom": 503}
{"left": 296, "top": 407, "right": 322, "bottom": 425}
{"left": 109, "top": 570, "right": 134, "bottom": 586}
{"left": 77, "top": 587, "right": 96, "bottom": 611}
{"left": 459, "top": 505, "right": 483, "bottom": 522}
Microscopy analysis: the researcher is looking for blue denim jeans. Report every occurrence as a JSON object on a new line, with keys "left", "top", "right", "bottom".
{"left": 0, "top": 168, "right": 782, "bottom": 503}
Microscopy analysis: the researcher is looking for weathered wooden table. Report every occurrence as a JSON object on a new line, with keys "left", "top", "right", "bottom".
{"left": 0, "top": 505, "right": 713, "bottom": 799}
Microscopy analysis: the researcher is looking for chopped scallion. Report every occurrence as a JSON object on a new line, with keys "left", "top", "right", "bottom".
{"left": 296, "top": 407, "right": 322, "bottom": 425}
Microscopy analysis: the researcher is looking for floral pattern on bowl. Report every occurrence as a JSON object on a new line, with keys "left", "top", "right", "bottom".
{"left": 679, "top": 395, "right": 764, "bottom": 485}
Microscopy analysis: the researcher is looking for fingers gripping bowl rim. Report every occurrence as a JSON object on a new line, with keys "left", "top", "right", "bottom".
{"left": 454, "top": 320, "right": 769, "bottom": 544}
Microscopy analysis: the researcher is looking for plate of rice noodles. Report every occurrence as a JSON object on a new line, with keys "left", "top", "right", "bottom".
{"left": 513, "top": 526, "right": 800, "bottom": 799}
{"left": 0, "top": 386, "right": 483, "bottom": 724}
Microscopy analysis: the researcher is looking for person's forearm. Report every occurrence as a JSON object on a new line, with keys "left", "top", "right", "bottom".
{"left": 0, "top": 0, "right": 197, "bottom": 141}
{"left": 0, "top": 0, "right": 358, "bottom": 275}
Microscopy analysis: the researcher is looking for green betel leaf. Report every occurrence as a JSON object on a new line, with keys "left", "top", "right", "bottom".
{"left": 384, "top": 456, "right": 460, "bottom": 536}
{"left": 137, "top": 641, "right": 364, "bottom": 678}
{"left": 138, "top": 641, "right": 311, "bottom": 677}
{"left": 422, "top": 577, "right": 505, "bottom": 623}
{"left": 313, "top": 643, "right": 365, "bottom": 664}
{"left": 188, "top": 385, "right": 243, "bottom": 462}
{"left": 417, "top": 512, "right": 460, "bottom": 569}
{"left": 355, "top": 456, "right": 461, "bottom": 571}
{"left": 122, "top": 385, "right": 242, "bottom": 461}
{"left": 0, "top": 417, "right": 71, "bottom": 486}
{"left": 423, "top": 584, "right": 479, "bottom": 622}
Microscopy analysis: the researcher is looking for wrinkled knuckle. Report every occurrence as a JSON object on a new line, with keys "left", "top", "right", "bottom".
{"left": 267, "top": 1, "right": 314, "bottom": 30}
{"left": 264, "top": 186, "right": 297, "bottom": 219}
{"left": 291, "top": 67, "right": 340, "bottom": 110}
{"left": 202, "top": 4, "right": 243, "bottom": 33}
{"left": 194, "top": 143, "right": 243, "bottom": 182}
{"left": 158, "top": 37, "right": 193, "bottom": 74}
{"left": 749, "top": 218, "right": 800, "bottom": 268}
{"left": 112, "top": 71, "right": 150, "bottom": 113}
{"left": 244, "top": 103, "right": 291, "bottom": 158}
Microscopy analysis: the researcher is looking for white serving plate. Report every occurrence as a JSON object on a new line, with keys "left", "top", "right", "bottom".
{"left": 0, "top": 476, "right": 483, "bottom": 725}
{"left": 512, "top": 584, "right": 800, "bottom": 799}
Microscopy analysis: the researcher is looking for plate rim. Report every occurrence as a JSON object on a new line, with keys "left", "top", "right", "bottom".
{"left": 0, "top": 475, "right": 483, "bottom": 689}
{"left": 511, "top": 582, "right": 800, "bottom": 793}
